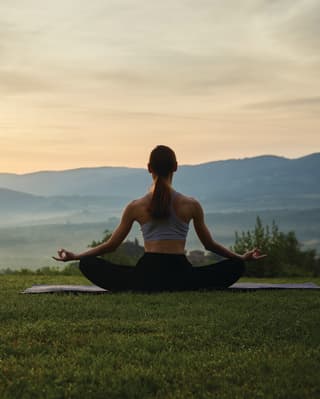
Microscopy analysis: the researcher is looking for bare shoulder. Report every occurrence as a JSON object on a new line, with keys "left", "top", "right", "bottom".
{"left": 129, "top": 193, "right": 151, "bottom": 208}
{"left": 123, "top": 194, "right": 151, "bottom": 223}
{"left": 176, "top": 192, "right": 201, "bottom": 208}
{"left": 174, "top": 192, "right": 203, "bottom": 221}
{"left": 124, "top": 197, "right": 143, "bottom": 212}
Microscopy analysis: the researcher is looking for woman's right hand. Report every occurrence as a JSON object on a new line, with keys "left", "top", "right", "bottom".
{"left": 241, "top": 248, "right": 267, "bottom": 261}
{"left": 52, "top": 248, "right": 77, "bottom": 262}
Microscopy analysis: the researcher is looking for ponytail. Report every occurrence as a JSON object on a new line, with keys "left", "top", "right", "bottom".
{"left": 149, "top": 176, "right": 172, "bottom": 219}
{"left": 148, "top": 145, "right": 177, "bottom": 219}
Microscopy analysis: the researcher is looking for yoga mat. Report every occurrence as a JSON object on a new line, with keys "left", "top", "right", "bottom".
{"left": 21, "top": 282, "right": 320, "bottom": 294}
{"left": 22, "top": 285, "right": 109, "bottom": 294}
{"left": 230, "top": 282, "right": 320, "bottom": 290}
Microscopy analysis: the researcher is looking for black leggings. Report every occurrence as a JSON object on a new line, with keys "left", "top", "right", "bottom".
{"left": 79, "top": 253, "right": 245, "bottom": 292}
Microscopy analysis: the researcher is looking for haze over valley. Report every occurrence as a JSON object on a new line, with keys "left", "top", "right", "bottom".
{"left": 0, "top": 153, "right": 319, "bottom": 269}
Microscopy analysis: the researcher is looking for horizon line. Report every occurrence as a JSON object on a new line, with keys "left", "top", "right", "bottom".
{"left": 2, "top": 152, "right": 319, "bottom": 175}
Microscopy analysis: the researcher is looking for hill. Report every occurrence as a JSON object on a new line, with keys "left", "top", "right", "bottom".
{"left": 0, "top": 153, "right": 319, "bottom": 201}
{"left": 0, "top": 153, "right": 319, "bottom": 227}
{"left": 0, "top": 187, "right": 130, "bottom": 226}
{"left": 0, "top": 188, "right": 44, "bottom": 210}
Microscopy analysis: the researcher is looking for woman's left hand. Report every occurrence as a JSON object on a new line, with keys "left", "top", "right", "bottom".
{"left": 241, "top": 248, "right": 267, "bottom": 261}
{"left": 52, "top": 248, "right": 77, "bottom": 262}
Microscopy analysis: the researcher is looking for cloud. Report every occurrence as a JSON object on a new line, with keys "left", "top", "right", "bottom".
{"left": 92, "top": 109, "right": 209, "bottom": 121}
{"left": 0, "top": 69, "right": 53, "bottom": 95}
{"left": 0, "top": 21, "right": 19, "bottom": 58}
{"left": 244, "top": 96, "right": 320, "bottom": 110}
{"left": 92, "top": 70, "right": 151, "bottom": 87}
{"left": 1, "top": 0, "right": 319, "bottom": 99}
{"left": 86, "top": 51, "right": 298, "bottom": 99}
{"left": 272, "top": 0, "right": 320, "bottom": 55}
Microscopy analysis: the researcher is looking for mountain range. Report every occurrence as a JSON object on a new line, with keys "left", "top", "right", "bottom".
{"left": 0, "top": 153, "right": 319, "bottom": 227}
{"left": 1, "top": 153, "right": 320, "bottom": 195}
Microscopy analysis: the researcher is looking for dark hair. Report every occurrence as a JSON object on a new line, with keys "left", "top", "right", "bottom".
{"left": 148, "top": 145, "right": 177, "bottom": 219}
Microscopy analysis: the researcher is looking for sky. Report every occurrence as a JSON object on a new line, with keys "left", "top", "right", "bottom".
{"left": 1, "top": 0, "right": 319, "bottom": 173}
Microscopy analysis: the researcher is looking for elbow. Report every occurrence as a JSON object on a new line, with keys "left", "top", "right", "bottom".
{"left": 204, "top": 243, "right": 213, "bottom": 252}
{"left": 203, "top": 240, "right": 216, "bottom": 252}
{"left": 104, "top": 239, "right": 121, "bottom": 253}
{"left": 104, "top": 243, "right": 118, "bottom": 253}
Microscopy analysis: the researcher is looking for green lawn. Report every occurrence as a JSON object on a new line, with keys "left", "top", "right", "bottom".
{"left": 1, "top": 275, "right": 319, "bottom": 399}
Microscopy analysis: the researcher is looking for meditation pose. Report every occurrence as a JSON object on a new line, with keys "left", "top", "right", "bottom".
{"left": 53, "top": 145, "right": 266, "bottom": 291}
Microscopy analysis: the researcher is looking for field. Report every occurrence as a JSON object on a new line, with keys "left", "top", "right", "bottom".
{"left": 1, "top": 275, "right": 320, "bottom": 399}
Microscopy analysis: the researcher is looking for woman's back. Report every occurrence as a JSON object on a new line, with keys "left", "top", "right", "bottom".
{"left": 132, "top": 190, "right": 196, "bottom": 254}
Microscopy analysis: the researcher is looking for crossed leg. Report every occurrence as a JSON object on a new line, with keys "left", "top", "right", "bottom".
{"left": 189, "top": 258, "right": 245, "bottom": 289}
{"left": 79, "top": 256, "right": 137, "bottom": 291}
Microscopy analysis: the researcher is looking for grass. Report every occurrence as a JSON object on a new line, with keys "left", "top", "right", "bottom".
{"left": 0, "top": 275, "right": 319, "bottom": 399}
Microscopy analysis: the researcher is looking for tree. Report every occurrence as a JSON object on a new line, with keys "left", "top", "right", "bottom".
{"left": 88, "top": 230, "right": 144, "bottom": 266}
{"left": 233, "top": 217, "right": 319, "bottom": 277}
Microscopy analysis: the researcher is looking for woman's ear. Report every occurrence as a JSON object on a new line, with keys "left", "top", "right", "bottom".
{"left": 173, "top": 161, "right": 178, "bottom": 172}
{"left": 147, "top": 163, "right": 152, "bottom": 173}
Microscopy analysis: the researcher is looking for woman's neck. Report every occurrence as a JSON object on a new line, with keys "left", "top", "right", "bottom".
{"left": 150, "top": 174, "right": 173, "bottom": 193}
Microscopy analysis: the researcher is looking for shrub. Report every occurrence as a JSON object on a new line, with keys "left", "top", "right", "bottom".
{"left": 233, "top": 217, "right": 319, "bottom": 277}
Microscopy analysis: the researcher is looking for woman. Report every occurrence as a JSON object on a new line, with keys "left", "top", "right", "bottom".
{"left": 53, "top": 145, "right": 266, "bottom": 291}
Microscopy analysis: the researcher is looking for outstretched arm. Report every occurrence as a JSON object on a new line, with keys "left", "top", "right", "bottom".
{"left": 192, "top": 200, "right": 266, "bottom": 261}
{"left": 53, "top": 201, "right": 136, "bottom": 262}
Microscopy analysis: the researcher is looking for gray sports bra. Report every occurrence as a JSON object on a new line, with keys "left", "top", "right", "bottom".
{"left": 141, "top": 191, "right": 189, "bottom": 241}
